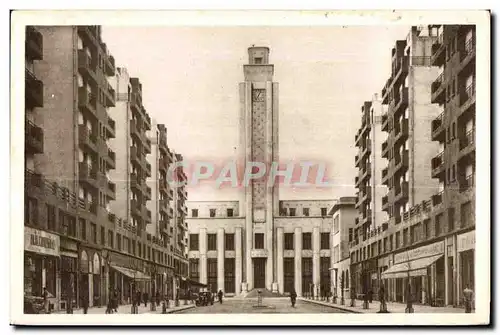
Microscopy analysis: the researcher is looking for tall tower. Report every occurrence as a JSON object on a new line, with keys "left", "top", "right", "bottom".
{"left": 238, "top": 46, "right": 279, "bottom": 291}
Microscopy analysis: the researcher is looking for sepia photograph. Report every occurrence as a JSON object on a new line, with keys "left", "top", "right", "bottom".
{"left": 10, "top": 9, "right": 490, "bottom": 326}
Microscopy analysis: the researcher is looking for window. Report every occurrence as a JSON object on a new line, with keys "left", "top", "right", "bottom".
{"left": 25, "top": 197, "right": 38, "bottom": 226}
{"left": 254, "top": 57, "right": 262, "bottom": 64}
{"left": 90, "top": 223, "right": 97, "bottom": 243}
{"left": 189, "top": 259, "right": 199, "bottom": 280}
{"left": 348, "top": 228, "right": 353, "bottom": 242}
{"left": 209, "top": 209, "right": 216, "bottom": 218}
{"left": 302, "top": 233, "right": 312, "bottom": 250}
{"left": 303, "top": 208, "right": 310, "bottom": 216}
{"left": 227, "top": 208, "right": 234, "bottom": 217}
{"left": 461, "top": 201, "right": 472, "bottom": 228}
{"left": 189, "top": 234, "right": 199, "bottom": 251}
{"left": 289, "top": 208, "right": 296, "bottom": 217}
{"left": 116, "top": 233, "right": 121, "bottom": 250}
{"left": 108, "top": 230, "right": 114, "bottom": 248}
{"left": 100, "top": 226, "right": 105, "bottom": 246}
{"left": 280, "top": 208, "right": 287, "bottom": 216}
{"left": 207, "top": 259, "right": 218, "bottom": 292}
{"left": 224, "top": 258, "right": 236, "bottom": 293}
{"left": 225, "top": 233, "right": 234, "bottom": 250}
{"left": 451, "top": 165, "right": 456, "bottom": 182}
{"left": 320, "top": 232, "right": 330, "bottom": 250}
{"left": 254, "top": 233, "right": 264, "bottom": 249}
{"left": 424, "top": 219, "right": 431, "bottom": 239}
{"left": 132, "top": 240, "right": 136, "bottom": 255}
{"left": 191, "top": 209, "right": 198, "bottom": 218}
{"left": 284, "top": 233, "right": 294, "bottom": 250}
{"left": 208, "top": 234, "right": 217, "bottom": 251}
{"left": 321, "top": 208, "right": 327, "bottom": 216}
{"left": 448, "top": 208, "right": 455, "bottom": 232}
{"left": 403, "top": 228, "right": 408, "bottom": 246}
{"left": 435, "top": 214, "right": 443, "bottom": 236}
{"left": 80, "top": 219, "right": 86, "bottom": 240}
{"left": 47, "top": 205, "right": 56, "bottom": 231}
{"left": 333, "top": 245, "right": 339, "bottom": 263}
{"left": 333, "top": 215, "right": 340, "bottom": 234}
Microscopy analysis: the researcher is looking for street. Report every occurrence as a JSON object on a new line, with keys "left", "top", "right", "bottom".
{"left": 175, "top": 298, "right": 348, "bottom": 314}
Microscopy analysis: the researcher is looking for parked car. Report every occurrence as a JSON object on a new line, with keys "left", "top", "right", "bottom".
{"left": 24, "top": 296, "right": 46, "bottom": 314}
{"left": 196, "top": 291, "right": 214, "bottom": 306}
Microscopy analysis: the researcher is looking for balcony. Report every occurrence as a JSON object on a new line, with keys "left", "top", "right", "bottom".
{"left": 130, "top": 173, "right": 142, "bottom": 192}
{"left": 78, "top": 87, "right": 97, "bottom": 117}
{"left": 78, "top": 125, "right": 97, "bottom": 153}
{"left": 381, "top": 77, "right": 392, "bottom": 104}
{"left": 130, "top": 119, "right": 141, "bottom": 141}
{"left": 25, "top": 68, "right": 43, "bottom": 108}
{"left": 354, "top": 176, "right": 360, "bottom": 187}
{"left": 394, "top": 119, "right": 409, "bottom": 146}
{"left": 381, "top": 140, "right": 389, "bottom": 158}
{"left": 145, "top": 162, "right": 152, "bottom": 177}
{"left": 460, "top": 82, "right": 475, "bottom": 109}
{"left": 77, "top": 49, "right": 96, "bottom": 81}
{"left": 144, "top": 138, "right": 152, "bottom": 154}
{"left": 394, "top": 181, "right": 409, "bottom": 204}
{"left": 381, "top": 113, "right": 389, "bottom": 131}
{"left": 362, "top": 139, "right": 372, "bottom": 157}
{"left": 26, "top": 26, "right": 43, "bottom": 60}
{"left": 460, "top": 37, "right": 476, "bottom": 66}
{"left": 146, "top": 209, "right": 152, "bottom": 223}
{"left": 105, "top": 53, "right": 116, "bottom": 77}
{"left": 160, "top": 220, "right": 170, "bottom": 235}
{"left": 431, "top": 33, "right": 446, "bottom": 66}
{"left": 431, "top": 72, "right": 446, "bottom": 104}
{"left": 393, "top": 56, "right": 409, "bottom": 84}
{"left": 459, "top": 128, "right": 475, "bottom": 161}
{"left": 393, "top": 88, "right": 408, "bottom": 116}
{"left": 159, "top": 199, "right": 169, "bottom": 213}
{"left": 77, "top": 26, "right": 98, "bottom": 46}
{"left": 159, "top": 178, "right": 168, "bottom": 194}
{"left": 78, "top": 162, "right": 98, "bottom": 187}
{"left": 382, "top": 195, "right": 389, "bottom": 208}
{"left": 431, "top": 112, "right": 445, "bottom": 141}
{"left": 460, "top": 174, "right": 475, "bottom": 193}
{"left": 363, "top": 209, "right": 372, "bottom": 221}
{"left": 355, "top": 155, "right": 360, "bottom": 168}
{"left": 362, "top": 162, "right": 372, "bottom": 181}
{"left": 25, "top": 120, "right": 44, "bottom": 154}
{"left": 362, "top": 186, "right": 372, "bottom": 202}
{"left": 431, "top": 151, "right": 445, "bottom": 178}
{"left": 394, "top": 150, "right": 409, "bottom": 174}
{"left": 394, "top": 214, "right": 402, "bottom": 225}
{"left": 432, "top": 191, "right": 444, "bottom": 206}
{"left": 130, "top": 146, "right": 141, "bottom": 166}
{"left": 104, "top": 82, "right": 116, "bottom": 107}
{"left": 130, "top": 199, "right": 141, "bottom": 217}
{"left": 382, "top": 167, "right": 389, "bottom": 185}
{"left": 106, "top": 117, "right": 116, "bottom": 139}
{"left": 159, "top": 156, "right": 169, "bottom": 173}
{"left": 145, "top": 185, "right": 152, "bottom": 200}
{"left": 130, "top": 92, "right": 142, "bottom": 113}
{"left": 106, "top": 148, "right": 116, "bottom": 169}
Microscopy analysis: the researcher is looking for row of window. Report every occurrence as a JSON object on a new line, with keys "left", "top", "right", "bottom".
{"left": 25, "top": 196, "right": 186, "bottom": 272}
{"left": 351, "top": 201, "right": 473, "bottom": 263}
{"left": 189, "top": 232, "right": 331, "bottom": 251}
{"left": 191, "top": 208, "right": 234, "bottom": 218}
{"left": 279, "top": 207, "right": 328, "bottom": 217}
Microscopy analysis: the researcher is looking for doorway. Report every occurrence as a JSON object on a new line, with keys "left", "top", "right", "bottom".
{"left": 253, "top": 258, "right": 266, "bottom": 288}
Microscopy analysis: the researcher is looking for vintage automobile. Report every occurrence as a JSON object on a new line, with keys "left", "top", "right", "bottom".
{"left": 195, "top": 291, "right": 214, "bottom": 306}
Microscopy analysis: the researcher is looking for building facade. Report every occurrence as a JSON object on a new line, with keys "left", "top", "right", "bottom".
{"left": 330, "top": 197, "right": 357, "bottom": 300}
{"left": 186, "top": 47, "right": 337, "bottom": 297}
{"left": 23, "top": 25, "right": 188, "bottom": 312}
{"left": 349, "top": 25, "right": 476, "bottom": 308}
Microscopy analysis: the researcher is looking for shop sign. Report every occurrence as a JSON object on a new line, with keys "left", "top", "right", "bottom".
{"left": 60, "top": 238, "right": 78, "bottom": 252}
{"left": 457, "top": 231, "right": 475, "bottom": 252}
{"left": 395, "top": 241, "right": 444, "bottom": 264}
{"left": 24, "top": 227, "right": 60, "bottom": 257}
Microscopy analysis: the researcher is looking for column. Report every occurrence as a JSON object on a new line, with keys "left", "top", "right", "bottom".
{"left": 265, "top": 80, "right": 274, "bottom": 292}
{"left": 444, "top": 238, "right": 449, "bottom": 306}
{"left": 89, "top": 273, "right": 93, "bottom": 307}
{"left": 294, "top": 227, "right": 302, "bottom": 296}
{"left": 244, "top": 82, "right": 253, "bottom": 291}
{"left": 217, "top": 228, "right": 225, "bottom": 292}
{"left": 235, "top": 227, "right": 243, "bottom": 295}
{"left": 312, "top": 227, "right": 320, "bottom": 298}
{"left": 276, "top": 227, "right": 284, "bottom": 294}
{"left": 199, "top": 228, "right": 208, "bottom": 284}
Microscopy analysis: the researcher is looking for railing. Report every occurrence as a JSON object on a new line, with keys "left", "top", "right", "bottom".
{"left": 460, "top": 128, "right": 475, "bottom": 150}
{"left": 461, "top": 38, "right": 476, "bottom": 60}
{"left": 461, "top": 82, "right": 475, "bottom": 106}
{"left": 431, "top": 72, "right": 444, "bottom": 93}
{"left": 461, "top": 174, "right": 475, "bottom": 192}
{"left": 411, "top": 56, "right": 432, "bottom": 66}
{"left": 432, "top": 191, "right": 444, "bottom": 206}
{"left": 432, "top": 151, "right": 444, "bottom": 170}
{"left": 432, "top": 112, "right": 444, "bottom": 133}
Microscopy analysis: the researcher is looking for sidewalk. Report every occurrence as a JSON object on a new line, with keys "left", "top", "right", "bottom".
{"left": 53, "top": 302, "right": 195, "bottom": 314}
{"left": 299, "top": 297, "right": 467, "bottom": 313}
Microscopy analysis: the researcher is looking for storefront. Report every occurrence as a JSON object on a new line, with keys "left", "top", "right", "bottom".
{"left": 24, "top": 227, "right": 60, "bottom": 311}
{"left": 78, "top": 250, "right": 89, "bottom": 307}
{"left": 381, "top": 241, "right": 445, "bottom": 306}
{"left": 457, "top": 230, "right": 475, "bottom": 306}
{"left": 107, "top": 251, "right": 150, "bottom": 304}
{"left": 60, "top": 238, "right": 78, "bottom": 311}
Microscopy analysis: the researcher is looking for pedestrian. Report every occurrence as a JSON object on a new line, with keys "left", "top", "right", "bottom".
{"left": 82, "top": 293, "right": 89, "bottom": 314}
{"left": 463, "top": 284, "right": 474, "bottom": 313}
{"left": 218, "top": 289, "right": 223, "bottom": 304}
{"left": 290, "top": 288, "right": 297, "bottom": 308}
{"left": 113, "top": 289, "right": 119, "bottom": 312}
{"left": 143, "top": 291, "right": 148, "bottom": 307}
{"left": 378, "top": 284, "right": 388, "bottom": 313}
{"left": 156, "top": 291, "right": 161, "bottom": 307}
{"left": 42, "top": 287, "right": 49, "bottom": 314}
{"left": 106, "top": 287, "right": 113, "bottom": 314}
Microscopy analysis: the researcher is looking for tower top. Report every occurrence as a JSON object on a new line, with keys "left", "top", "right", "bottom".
{"left": 248, "top": 46, "right": 270, "bottom": 65}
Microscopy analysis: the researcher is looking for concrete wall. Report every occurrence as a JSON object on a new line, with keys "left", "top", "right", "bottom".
{"left": 35, "top": 26, "right": 77, "bottom": 192}
{"left": 108, "top": 68, "right": 131, "bottom": 222}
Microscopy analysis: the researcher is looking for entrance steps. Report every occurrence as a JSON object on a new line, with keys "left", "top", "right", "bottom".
{"left": 242, "top": 288, "right": 286, "bottom": 299}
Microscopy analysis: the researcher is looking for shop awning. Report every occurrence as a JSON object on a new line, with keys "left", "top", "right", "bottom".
{"left": 110, "top": 264, "right": 151, "bottom": 281}
{"left": 381, "top": 254, "right": 443, "bottom": 279}
{"left": 187, "top": 278, "right": 208, "bottom": 288}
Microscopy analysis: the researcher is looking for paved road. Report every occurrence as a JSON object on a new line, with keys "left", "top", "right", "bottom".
{"left": 175, "top": 298, "right": 348, "bottom": 313}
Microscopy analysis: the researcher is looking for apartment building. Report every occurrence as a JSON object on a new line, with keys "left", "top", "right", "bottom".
{"left": 353, "top": 96, "right": 389, "bottom": 242}
{"left": 329, "top": 197, "right": 357, "bottom": 300}
{"left": 23, "top": 26, "right": 188, "bottom": 312}
{"left": 348, "top": 25, "right": 476, "bottom": 308}
{"left": 429, "top": 24, "right": 476, "bottom": 305}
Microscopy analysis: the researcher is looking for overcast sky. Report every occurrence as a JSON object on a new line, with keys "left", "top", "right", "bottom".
{"left": 102, "top": 25, "right": 410, "bottom": 201}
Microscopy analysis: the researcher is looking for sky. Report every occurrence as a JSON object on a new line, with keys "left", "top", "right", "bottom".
{"left": 102, "top": 25, "right": 410, "bottom": 201}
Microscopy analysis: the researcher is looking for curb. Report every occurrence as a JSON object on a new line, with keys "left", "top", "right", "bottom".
{"left": 298, "top": 298, "right": 362, "bottom": 314}
{"left": 164, "top": 305, "right": 196, "bottom": 314}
